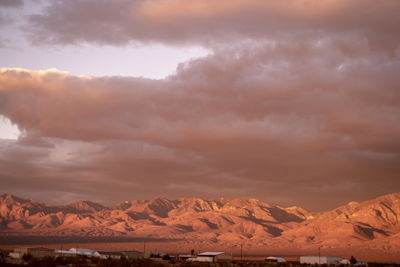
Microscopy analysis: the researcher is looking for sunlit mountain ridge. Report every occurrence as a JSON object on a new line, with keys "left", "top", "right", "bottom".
{"left": 1, "top": 193, "right": 400, "bottom": 255}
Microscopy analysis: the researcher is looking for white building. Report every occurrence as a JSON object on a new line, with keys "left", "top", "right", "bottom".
{"left": 120, "top": 250, "right": 143, "bottom": 259}
{"left": 188, "top": 252, "right": 232, "bottom": 263}
{"left": 93, "top": 251, "right": 123, "bottom": 259}
{"left": 177, "top": 254, "right": 196, "bottom": 261}
{"left": 9, "top": 252, "right": 24, "bottom": 259}
{"left": 300, "top": 255, "right": 343, "bottom": 265}
{"left": 265, "top": 256, "right": 287, "bottom": 263}
{"left": 355, "top": 260, "right": 368, "bottom": 266}
{"left": 69, "top": 248, "right": 96, "bottom": 257}
{"left": 55, "top": 249, "right": 76, "bottom": 257}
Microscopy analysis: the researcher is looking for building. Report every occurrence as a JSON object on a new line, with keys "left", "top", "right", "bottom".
{"left": 355, "top": 260, "right": 368, "bottom": 266}
{"left": 93, "top": 251, "right": 124, "bottom": 259}
{"left": 144, "top": 251, "right": 168, "bottom": 259}
{"left": 9, "top": 251, "right": 24, "bottom": 259}
{"left": 55, "top": 249, "right": 77, "bottom": 257}
{"left": 265, "top": 256, "right": 287, "bottom": 263}
{"left": 340, "top": 259, "right": 351, "bottom": 265}
{"left": 177, "top": 254, "right": 196, "bottom": 261}
{"left": 189, "top": 252, "right": 233, "bottom": 263}
{"left": 300, "top": 255, "right": 343, "bottom": 265}
{"left": 120, "top": 250, "right": 143, "bottom": 259}
{"left": 69, "top": 248, "right": 96, "bottom": 257}
{"left": 12, "top": 247, "right": 55, "bottom": 258}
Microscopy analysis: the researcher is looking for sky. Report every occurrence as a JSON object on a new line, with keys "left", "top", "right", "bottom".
{"left": 0, "top": 0, "right": 399, "bottom": 211}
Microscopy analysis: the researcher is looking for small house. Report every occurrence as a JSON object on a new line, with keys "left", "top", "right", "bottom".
{"left": 300, "top": 255, "right": 343, "bottom": 265}
{"left": 265, "top": 256, "right": 287, "bottom": 263}
{"left": 94, "top": 250, "right": 124, "bottom": 259}
{"left": 120, "top": 250, "right": 143, "bottom": 259}
{"left": 69, "top": 248, "right": 96, "bottom": 257}
{"left": 177, "top": 254, "right": 196, "bottom": 261}
{"left": 189, "top": 252, "right": 232, "bottom": 263}
{"left": 13, "top": 247, "right": 55, "bottom": 258}
{"left": 55, "top": 249, "right": 77, "bottom": 257}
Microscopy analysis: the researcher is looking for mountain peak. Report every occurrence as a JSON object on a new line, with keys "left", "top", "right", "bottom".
{"left": 0, "top": 194, "right": 29, "bottom": 205}
{"left": 63, "top": 200, "right": 106, "bottom": 213}
{"left": 375, "top": 192, "right": 400, "bottom": 202}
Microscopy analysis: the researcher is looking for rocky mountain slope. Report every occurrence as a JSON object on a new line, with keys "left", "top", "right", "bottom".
{"left": 1, "top": 193, "right": 400, "bottom": 252}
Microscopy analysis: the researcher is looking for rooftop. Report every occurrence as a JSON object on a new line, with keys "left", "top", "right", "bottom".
{"left": 197, "top": 252, "right": 225, "bottom": 256}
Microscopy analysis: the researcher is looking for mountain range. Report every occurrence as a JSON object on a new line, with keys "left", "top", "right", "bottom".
{"left": 1, "top": 193, "right": 400, "bottom": 261}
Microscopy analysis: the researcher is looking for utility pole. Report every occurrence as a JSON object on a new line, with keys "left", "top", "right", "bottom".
{"left": 318, "top": 246, "right": 321, "bottom": 265}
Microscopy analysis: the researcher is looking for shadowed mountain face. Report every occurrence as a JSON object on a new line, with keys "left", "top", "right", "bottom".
{"left": 1, "top": 193, "right": 400, "bottom": 252}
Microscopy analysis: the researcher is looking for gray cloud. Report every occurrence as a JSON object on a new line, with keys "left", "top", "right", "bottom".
{"left": 0, "top": 0, "right": 23, "bottom": 8}
{"left": 23, "top": 0, "right": 400, "bottom": 52}
{"left": 1, "top": 32, "right": 399, "bottom": 210}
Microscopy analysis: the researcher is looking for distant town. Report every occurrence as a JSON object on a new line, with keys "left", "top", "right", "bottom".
{"left": 0, "top": 245, "right": 377, "bottom": 266}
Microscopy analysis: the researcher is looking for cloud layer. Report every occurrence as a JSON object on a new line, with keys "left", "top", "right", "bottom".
{"left": 26, "top": 0, "right": 400, "bottom": 50}
{"left": 0, "top": 0, "right": 400, "bottom": 210}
